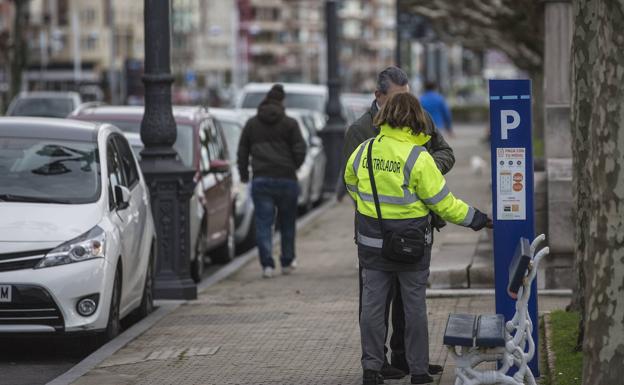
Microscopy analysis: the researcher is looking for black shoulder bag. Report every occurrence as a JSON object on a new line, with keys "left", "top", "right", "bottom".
{"left": 366, "top": 139, "right": 427, "bottom": 264}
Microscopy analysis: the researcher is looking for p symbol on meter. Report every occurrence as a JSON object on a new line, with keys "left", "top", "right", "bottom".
{"left": 501, "top": 110, "right": 520, "bottom": 140}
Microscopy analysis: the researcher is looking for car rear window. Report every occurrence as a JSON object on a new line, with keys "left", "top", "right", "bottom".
{"left": 102, "top": 120, "right": 195, "bottom": 168}
{"left": 0, "top": 137, "right": 101, "bottom": 204}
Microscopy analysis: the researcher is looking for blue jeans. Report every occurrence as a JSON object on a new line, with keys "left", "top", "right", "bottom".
{"left": 251, "top": 177, "right": 299, "bottom": 269}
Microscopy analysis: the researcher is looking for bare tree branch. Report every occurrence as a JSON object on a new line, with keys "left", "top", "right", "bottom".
{"left": 404, "top": 0, "right": 544, "bottom": 73}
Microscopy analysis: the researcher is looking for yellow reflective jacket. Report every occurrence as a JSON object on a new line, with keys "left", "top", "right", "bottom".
{"left": 344, "top": 124, "right": 475, "bottom": 226}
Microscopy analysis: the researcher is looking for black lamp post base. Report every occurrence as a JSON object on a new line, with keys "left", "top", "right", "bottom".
{"left": 319, "top": 120, "right": 346, "bottom": 193}
{"left": 140, "top": 154, "right": 197, "bottom": 300}
{"left": 154, "top": 275, "right": 197, "bottom": 300}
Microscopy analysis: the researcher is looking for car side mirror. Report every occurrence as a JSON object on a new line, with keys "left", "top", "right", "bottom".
{"left": 114, "top": 185, "right": 131, "bottom": 210}
{"left": 209, "top": 159, "right": 230, "bottom": 174}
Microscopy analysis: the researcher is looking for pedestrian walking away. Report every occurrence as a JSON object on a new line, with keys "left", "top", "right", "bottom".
{"left": 237, "top": 84, "right": 307, "bottom": 278}
{"left": 341, "top": 66, "right": 455, "bottom": 381}
{"left": 344, "top": 92, "right": 492, "bottom": 385}
{"left": 420, "top": 81, "right": 453, "bottom": 136}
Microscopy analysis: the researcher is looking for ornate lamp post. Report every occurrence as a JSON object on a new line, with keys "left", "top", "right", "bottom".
{"left": 140, "top": 0, "right": 197, "bottom": 300}
{"left": 320, "top": 0, "right": 346, "bottom": 193}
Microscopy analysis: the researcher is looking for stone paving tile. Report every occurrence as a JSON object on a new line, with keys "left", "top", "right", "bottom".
{"left": 71, "top": 125, "right": 570, "bottom": 385}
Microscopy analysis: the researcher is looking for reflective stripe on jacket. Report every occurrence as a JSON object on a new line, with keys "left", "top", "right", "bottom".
{"left": 344, "top": 123, "right": 474, "bottom": 228}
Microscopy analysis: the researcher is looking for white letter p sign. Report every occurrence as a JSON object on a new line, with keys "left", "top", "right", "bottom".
{"left": 500, "top": 110, "right": 520, "bottom": 140}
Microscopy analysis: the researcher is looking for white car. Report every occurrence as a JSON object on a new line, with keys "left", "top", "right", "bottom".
{"left": 0, "top": 118, "right": 156, "bottom": 341}
{"left": 236, "top": 82, "right": 328, "bottom": 115}
{"left": 6, "top": 91, "right": 84, "bottom": 118}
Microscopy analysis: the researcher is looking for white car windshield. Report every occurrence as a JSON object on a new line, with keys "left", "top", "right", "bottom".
{"left": 241, "top": 92, "right": 325, "bottom": 113}
{"left": 0, "top": 137, "right": 101, "bottom": 204}
{"left": 9, "top": 98, "right": 75, "bottom": 118}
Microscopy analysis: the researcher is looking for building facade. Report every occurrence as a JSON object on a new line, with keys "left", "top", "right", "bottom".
{"left": 24, "top": 0, "right": 144, "bottom": 101}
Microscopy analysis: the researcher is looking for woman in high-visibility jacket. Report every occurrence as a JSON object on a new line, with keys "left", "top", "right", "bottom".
{"left": 344, "top": 92, "right": 492, "bottom": 385}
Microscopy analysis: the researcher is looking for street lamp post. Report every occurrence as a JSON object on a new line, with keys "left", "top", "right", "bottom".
{"left": 320, "top": 0, "right": 346, "bottom": 193}
{"left": 140, "top": 0, "right": 197, "bottom": 300}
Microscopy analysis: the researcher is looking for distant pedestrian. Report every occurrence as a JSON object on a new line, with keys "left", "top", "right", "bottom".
{"left": 237, "top": 84, "right": 307, "bottom": 278}
{"left": 420, "top": 82, "right": 453, "bottom": 136}
{"left": 344, "top": 92, "right": 492, "bottom": 385}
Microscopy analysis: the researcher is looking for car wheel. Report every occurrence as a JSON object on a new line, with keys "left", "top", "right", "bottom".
{"left": 212, "top": 214, "right": 236, "bottom": 264}
{"left": 191, "top": 221, "right": 207, "bottom": 283}
{"left": 136, "top": 246, "right": 155, "bottom": 318}
{"left": 103, "top": 266, "right": 122, "bottom": 342}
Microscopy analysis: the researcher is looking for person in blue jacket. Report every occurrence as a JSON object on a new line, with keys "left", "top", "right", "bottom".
{"left": 420, "top": 82, "right": 453, "bottom": 136}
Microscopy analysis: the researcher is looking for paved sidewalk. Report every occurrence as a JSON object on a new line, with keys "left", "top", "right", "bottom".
{"left": 67, "top": 125, "right": 568, "bottom": 385}
{"left": 428, "top": 125, "right": 492, "bottom": 289}
{"left": 70, "top": 197, "right": 568, "bottom": 385}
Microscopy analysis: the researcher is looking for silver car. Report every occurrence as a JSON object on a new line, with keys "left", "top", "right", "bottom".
{"left": 286, "top": 109, "right": 327, "bottom": 211}
{"left": 209, "top": 108, "right": 256, "bottom": 250}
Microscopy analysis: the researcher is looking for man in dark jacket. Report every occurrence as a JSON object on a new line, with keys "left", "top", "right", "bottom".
{"left": 343, "top": 66, "right": 454, "bottom": 380}
{"left": 238, "top": 84, "right": 307, "bottom": 278}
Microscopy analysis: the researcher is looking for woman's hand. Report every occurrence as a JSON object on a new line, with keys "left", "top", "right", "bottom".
{"left": 469, "top": 209, "right": 492, "bottom": 231}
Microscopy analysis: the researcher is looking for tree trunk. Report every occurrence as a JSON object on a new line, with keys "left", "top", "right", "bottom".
{"left": 9, "top": 0, "right": 28, "bottom": 100}
{"left": 571, "top": 0, "right": 624, "bottom": 383}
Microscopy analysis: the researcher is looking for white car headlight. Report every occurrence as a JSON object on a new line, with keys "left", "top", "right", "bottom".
{"left": 35, "top": 226, "right": 106, "bottom": 269}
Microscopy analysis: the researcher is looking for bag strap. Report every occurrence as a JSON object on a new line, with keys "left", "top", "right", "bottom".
{"left": 366, "top": 138, "right": 384, "bottom": 234}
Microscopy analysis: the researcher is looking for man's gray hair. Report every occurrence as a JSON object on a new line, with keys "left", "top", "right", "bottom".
{"left": 376, "top": 66, "right": 409, "bottom": 94}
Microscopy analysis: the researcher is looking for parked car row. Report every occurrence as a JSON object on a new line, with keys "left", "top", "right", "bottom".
{"left": 0, "top": 84, "right": 329, "bottom": 340}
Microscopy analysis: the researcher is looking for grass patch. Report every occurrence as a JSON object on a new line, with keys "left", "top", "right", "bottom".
{"left": 546, "top": 310, "right": 583, "bottom": 385}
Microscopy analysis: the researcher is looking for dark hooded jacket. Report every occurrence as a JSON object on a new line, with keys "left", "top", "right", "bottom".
{"left": 237, "top": 99, "right": 307, "bottom": 182}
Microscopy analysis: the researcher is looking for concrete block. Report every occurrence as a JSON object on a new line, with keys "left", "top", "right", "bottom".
{"left": 544, "top": 106, "right": 572, "bottom": 159}
{"left": 534, "top": 171, "right": 548, "bottom": 237}
{"left": 547, "top": 158, "right": 574, "bottom": 254}
{"left": 541, "top": 253, "right": 575, "bottom": 289}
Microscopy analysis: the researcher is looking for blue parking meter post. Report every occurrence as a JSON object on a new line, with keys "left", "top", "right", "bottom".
{"left": 489, "top": 79, "right": 539, "bottom": 376}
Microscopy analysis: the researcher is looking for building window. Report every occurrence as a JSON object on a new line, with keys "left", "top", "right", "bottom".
{"left": 82, "top": 8, "right": 96, "bottom": 25}
{"left": 83, "top": 35, "right": 98, "bottom": 50}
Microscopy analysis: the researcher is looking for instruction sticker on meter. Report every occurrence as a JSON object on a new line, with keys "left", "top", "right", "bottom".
{"left": 496, "top": 148, "right": 526, "bottom": 220}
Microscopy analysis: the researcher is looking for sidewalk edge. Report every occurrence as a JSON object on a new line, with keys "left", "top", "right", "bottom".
{"left": 46, "top": 303, "right": 179, "bottom": 385}
{"left": 47, "top": 198, "right": 337, "bottom": 385}
{"left": 426, "top": 289, "right": 572, "bottom": 298}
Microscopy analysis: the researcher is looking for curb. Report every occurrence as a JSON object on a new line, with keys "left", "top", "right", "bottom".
{"left": 46, "top": 303, "right": 179, "bottom": 385}
{"left": 426, "top": 288, "right": 572, "bottom": 298}
{"left": 543, "top": 313, "right": 558, "bottom": 385}
{"left": 47, "top": 198, "right": 337, "bottom": 385}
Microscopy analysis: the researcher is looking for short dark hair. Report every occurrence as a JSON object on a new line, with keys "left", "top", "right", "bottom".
{"left": 376, "top": 66, "right": 409, "bottom": 94}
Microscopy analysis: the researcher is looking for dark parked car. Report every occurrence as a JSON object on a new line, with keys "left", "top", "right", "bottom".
{"left": 71, "top": 106, "right": 236, "bottom": 282}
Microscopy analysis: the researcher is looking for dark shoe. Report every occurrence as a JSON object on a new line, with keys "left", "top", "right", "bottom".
{"left": 390, "top": 354, "right": 409, "bottom": 373}
{"left": 411, "top": 373, "right": 434, "bottom": 384}
{"left": 380, "top": 362, "right": 405, "bottom": 379}
{"left": 428, "top": 364, "right": 443, "bottom": 375}
{"left": 363, "top": 369, "right": 384, "bottom": 385}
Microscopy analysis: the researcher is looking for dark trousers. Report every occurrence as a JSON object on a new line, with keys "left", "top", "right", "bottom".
{"left": 358, "top": 265, "right": 406, "bottom": 366}
{"left": 251, "top": 177, "right": 299, "bottom": 269}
